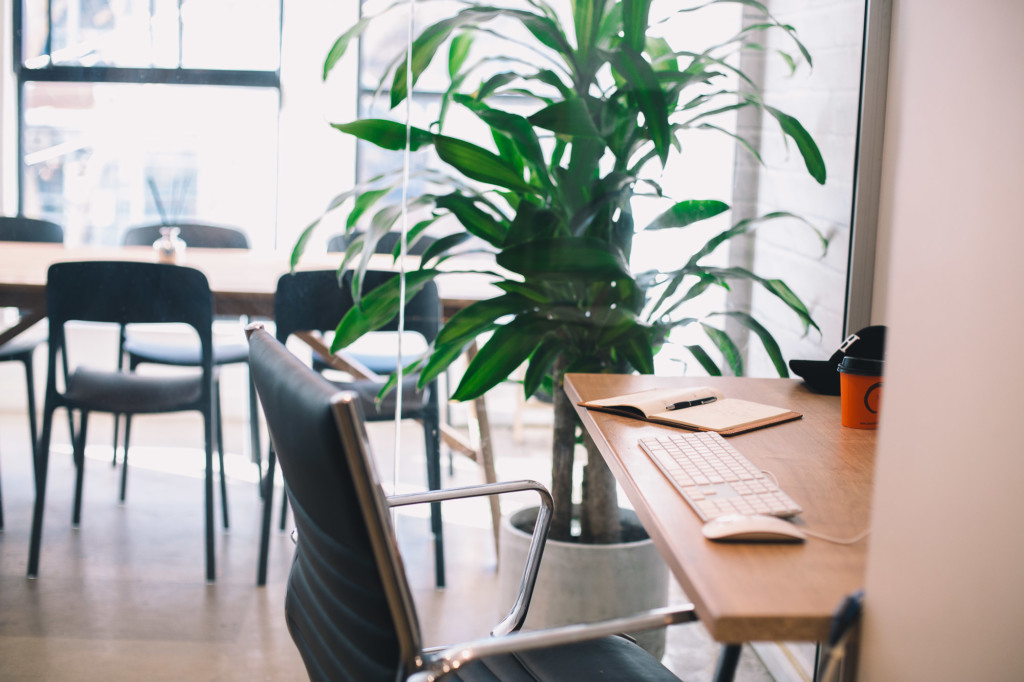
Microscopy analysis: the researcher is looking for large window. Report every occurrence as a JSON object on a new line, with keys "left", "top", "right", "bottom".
{"left": 13, "top": 0, "right": 282, "bottom": 248}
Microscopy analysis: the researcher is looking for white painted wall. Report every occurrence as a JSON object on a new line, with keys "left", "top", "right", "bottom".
{"left": 858, "top": 0, "right": 1024, "bottom": 678}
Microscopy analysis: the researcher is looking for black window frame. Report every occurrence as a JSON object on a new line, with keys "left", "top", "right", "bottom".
{"left": 11, "top": 0, "right": 284, "bottom": 216}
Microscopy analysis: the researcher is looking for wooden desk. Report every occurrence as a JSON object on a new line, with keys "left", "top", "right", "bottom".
{"left": 564, "top": 373, "right": 875, "bottom": 645}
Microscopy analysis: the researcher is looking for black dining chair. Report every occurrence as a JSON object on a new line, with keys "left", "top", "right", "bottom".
{"left": 27, "top": 261, "right": 221, "bottom": 581}
{"left": 0, "top": 216, "right": 64, "bottom": 529}
{"left": 116, "top": 222, "right": 261, "bottom": 522}
{"left": 256, "top": 269, "right": 445, "bottom": 588}
{"left": 246, "top": 324, "right": 696, "bottom": 681}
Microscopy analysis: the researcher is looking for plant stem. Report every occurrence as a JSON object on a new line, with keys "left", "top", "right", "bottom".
{"left": 581, "top": 430, "right": 621, "bottom": 544}
{"left": 550, "top": 357, "right": 576, "bottom": 542}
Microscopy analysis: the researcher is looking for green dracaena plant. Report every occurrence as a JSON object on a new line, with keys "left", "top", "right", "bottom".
{"left": 294, "top": 0, "right": 827, "bottom": 543}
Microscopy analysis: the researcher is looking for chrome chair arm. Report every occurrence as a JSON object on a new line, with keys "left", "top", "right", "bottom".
{"left": 410, "top": 604, "right": 698, "bottom": 682}
{"left": 387, "top": 480, "right": 553, "bottom": 637}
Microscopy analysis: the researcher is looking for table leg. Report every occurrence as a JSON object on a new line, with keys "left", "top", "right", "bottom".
{"left": 714, "top": 644, "right": 742, "bottom": 682}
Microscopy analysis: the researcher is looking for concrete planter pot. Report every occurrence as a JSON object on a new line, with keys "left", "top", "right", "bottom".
{"left": 498, "top": 506, "right": 670, "bottom": 658}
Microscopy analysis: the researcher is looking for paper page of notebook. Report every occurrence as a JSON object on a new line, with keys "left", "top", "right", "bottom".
{"left": 659, "top": 397, "right": 790, "bottom": 431}
{"left": 587, "top": 386, "right": 724, "bottom": 418}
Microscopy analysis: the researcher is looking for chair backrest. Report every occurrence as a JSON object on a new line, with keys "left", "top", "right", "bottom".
{"left": 327, "top": 230, "right": 435, "bottom": 257}
{"left": 247, "top": 326, "right": 422, "bottom": 680}
{"left": 45, "top": 261, "right": 214, "bottom": 380}
{"left": 274, "top": 269, "right": 441, "bottom": 345}
{"left": 121, "top": 223, "right": 250, "bottom": 249}
{"left": 0, "top": 215, "right": 64, "bottom": 243}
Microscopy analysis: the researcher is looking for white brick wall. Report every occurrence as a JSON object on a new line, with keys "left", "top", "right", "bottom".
{"left": 730, "top": 0, "right": 865, "bottom": 376}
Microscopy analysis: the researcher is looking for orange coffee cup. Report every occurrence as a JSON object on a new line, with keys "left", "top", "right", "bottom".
{"left": 838, "top": 357, "right": 883, "bottom": 429}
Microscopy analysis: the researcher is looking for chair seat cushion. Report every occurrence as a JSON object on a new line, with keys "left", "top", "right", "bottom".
{"left": 451, "top": 635, "right": 680, "bottom": 681}
{"left": 64, "top": 367, "right": 205, "bottom": 414}
{"left": 328, "top": 375, "right": 430, "bottom": 421}
{"left": 125, "top": 336, "right": 248, "bottom": 366}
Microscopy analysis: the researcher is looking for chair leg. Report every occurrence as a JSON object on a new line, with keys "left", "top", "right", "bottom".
{"left": 71, "top": 411, "right": 89, "bottom": 527}
{"left": 256, "top": 446, "right": 277, "bottom": 586}
{"left": 27, "top": 397, "right": 58, "bottom": 577}
{"left": 120, "top": 414, "right": 133, "bottom": 502}
{"left": 60, "top": 342, "right": 75, "bottom": 460}
{"left": 112, "top": 324, "right": 126, "bottom": 466}
{"left": 279, "top": 489, "right": 289, "bottom": 531}
{"left": 111, "top": 413, "right": 121, "bottom": 466}
{"left": 22, "top": 356, "right": 39, "bottom": 459}
{"left": 247, "top": 368, "right": 263, "bottom": 495}
{"left": 204, "top": 410, "right": 216, "bottom": 582}
{"left": 424, "top": 395, "right": 445, "bottom": 588}
{"left": 215, "top": 378, "right": 229, "bottom": 530}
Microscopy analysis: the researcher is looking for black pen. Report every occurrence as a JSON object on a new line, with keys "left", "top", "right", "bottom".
{"left": 664, "top": 396, "right": 717, "bottom": 411}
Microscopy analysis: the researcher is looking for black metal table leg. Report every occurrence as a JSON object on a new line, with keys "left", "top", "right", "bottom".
{"left": 714, "top": 644, "right": 742, "bottom": 682}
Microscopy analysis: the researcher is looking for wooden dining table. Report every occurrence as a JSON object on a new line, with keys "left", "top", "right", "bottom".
{"left": 0, "top": 241, "right": 503, "bottom": 569}
{"left": 0, "top": 242, "right": 484, "bottom": 344}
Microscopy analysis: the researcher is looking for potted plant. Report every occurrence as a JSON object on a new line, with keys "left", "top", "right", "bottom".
{"left": 295, "top": 0, "right": 825, "bottom": 649}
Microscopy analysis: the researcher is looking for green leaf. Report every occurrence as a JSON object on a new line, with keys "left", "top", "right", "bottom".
{"left": 420, "top": 231, "right": 472, "bottom": 265}
{"left": 712, "top": 311, "right": 788, "bottom": 377}
{"left": 523, "top": 338, "right": 561, "bottom": 398}
{"left": 471, "top": 106, "right": 550, "bottom": 182}
{"left": 290, "top": 216, "right": 321, "bottom": 269}
{"left": 622, "top": 0, "right": 652, "bottom": 52}
{"left": 495, "top": 280, "right": 552, "bottom": 304}
{"left": 434, "top": 193, "right": 508, "bottom": 246}
{"left": 437, "top": 293, "right": 535, "bottom": 346}
{"left": 451, "top": 316, "right": 551, "bottom": 401}
{"left": 608, "top": 46, "right": 671, "bottom": 164}
{"left": 419, "top": 338, "right": 472, "bottom": 387}
{"left": 391, "top": 8, "right": 503, "bottom": 108}
{"left": 570, "top": 171, "right": 635, "bottom": 237}
{"left": 765, "top": 105, "right": 826, "bottom": 184}
{"left": 390, "top": 7, "right": 572, "bottom": 107}
{"left": 528, "top": 97, "right": 603, "bottom": 139}
{"left": 506, "top": 202, "right": 563, "bottom": 247}
{"left": 324, "top": 17, "right": 372, "bottom": 80}
{"left": 434, "top": 135, "right": 536, "bottom": 194}
{"left": 645, "top": 200, "right": 730, "bottom": 230}
{"left": 346, "top": 188, "right": 391, "bottom": 230}
{"left": 701, "top": 265, "right": 819, "bottom": 334}
{"left": 685, "top": 344, "right": 721, "bottom": 376}
{"left": 331, "top": 119, "right": 434, "bottom": 151}
{"left": 497, "top": 237, "right": 630, "bottom": 281}
{"left": 617, "top": 327, "right": 656, "bottom": 374}
{"left": 449, "top": 32, "right": 474, "bottom": 77}
{"left": 332, "top": 269, "right": 440, "bottom": 350}
{"left": 700, "top": 323, "right": 743, "bottom": 375}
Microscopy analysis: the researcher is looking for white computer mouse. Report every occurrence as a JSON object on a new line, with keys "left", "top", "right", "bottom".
{"left": 701, "top": 514, "right": 807, "bottom": 543}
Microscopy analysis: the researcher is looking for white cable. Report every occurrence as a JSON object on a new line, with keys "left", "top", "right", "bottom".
{"left": 392, "top": 0, "right": 415, "bottom": 495}
{"left": 761, "top": 469, "right": 870, "bottom": 545}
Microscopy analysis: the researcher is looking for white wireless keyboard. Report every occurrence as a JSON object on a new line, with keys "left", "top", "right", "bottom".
{"left": 638, "top": 431, "right": 802, "bottom": 521}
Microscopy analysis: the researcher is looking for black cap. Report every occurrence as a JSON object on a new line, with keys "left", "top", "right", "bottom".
{"left": 789, "top": 326, "right": 886, "bottom": 395}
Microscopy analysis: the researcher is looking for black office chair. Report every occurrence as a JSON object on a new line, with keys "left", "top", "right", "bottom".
{"left": 27, "top": 261, "right": 221, "bottom": 581}
{"left": 116, "top": 223, "right": 261, "bottom": 522}
{"left": 0, "top": 216, "right": 64, "bottom": 529}
{"left": 256, "top": 269, "right": 445, "bottom": 588}
{"left": 246, "top": 324, "right": 695, "bottom": 681}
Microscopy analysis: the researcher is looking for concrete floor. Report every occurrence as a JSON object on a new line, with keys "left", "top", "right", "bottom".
{"left": 0, "top": 401, "right": 783, "bottom": 681}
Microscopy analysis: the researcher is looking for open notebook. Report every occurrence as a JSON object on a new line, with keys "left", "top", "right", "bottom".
{"left": 579, "top": 386, "right": 801, "bottom": 435}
